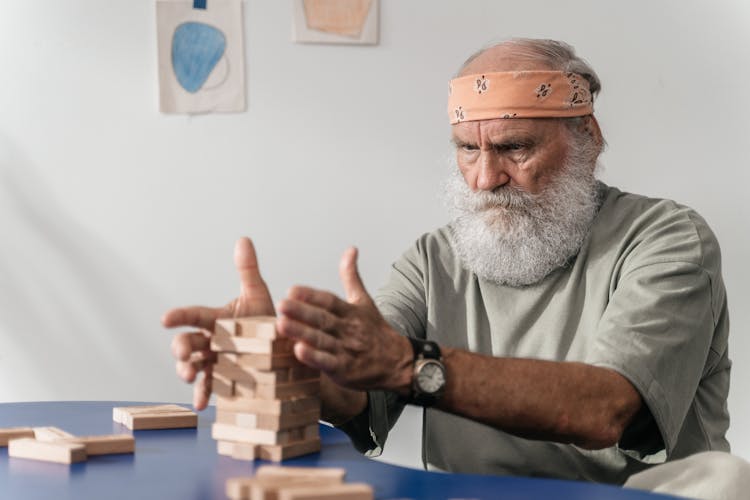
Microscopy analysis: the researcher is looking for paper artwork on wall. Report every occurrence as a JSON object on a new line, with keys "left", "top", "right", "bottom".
{"left": 156, "top": 0, "right": 246, "bottom": 114}
{"left": 292, "top": 0, "right": 379, "bottom": 45}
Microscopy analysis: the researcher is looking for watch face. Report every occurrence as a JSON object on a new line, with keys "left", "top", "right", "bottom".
{"left": 417, "top": 361, "right": 446, "bottom": 394}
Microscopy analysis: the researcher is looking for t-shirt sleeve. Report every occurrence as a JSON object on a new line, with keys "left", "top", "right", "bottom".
{"left": 586, "top": 258, "right": 718, "bottom": 460}
{"left": 336, "top": 239, "right": 429, "bottom": 456}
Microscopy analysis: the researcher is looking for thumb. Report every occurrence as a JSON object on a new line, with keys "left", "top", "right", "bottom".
{"left": 339, "top": 246, "right": 370, "bottom": 304}
{"left": 234, "top": 237, "right": 265, "bottom": 295}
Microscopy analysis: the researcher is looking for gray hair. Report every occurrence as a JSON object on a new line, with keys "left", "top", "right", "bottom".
{"left": 458, "top": 38, "right": 601, "bottom": 101}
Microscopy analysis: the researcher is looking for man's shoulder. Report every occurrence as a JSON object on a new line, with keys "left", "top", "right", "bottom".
{"left": 392, "top": 225, "right": 462, "bottom": 273}
{"left": 594, "top": 183, "right": 721, "bottom": 271}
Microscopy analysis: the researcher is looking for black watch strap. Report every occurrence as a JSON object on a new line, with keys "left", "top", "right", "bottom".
{"left": 407, "top": 337, "right": 441, "bottom": 361}
{"left": 406, "top": 337, "right": 445, "bottom": 407}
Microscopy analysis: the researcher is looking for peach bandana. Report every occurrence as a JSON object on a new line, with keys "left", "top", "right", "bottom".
{"left": 448, "top": 71, "right": 594, "bottom": 124}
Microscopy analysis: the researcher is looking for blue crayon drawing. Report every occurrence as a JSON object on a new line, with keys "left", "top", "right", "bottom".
{"left": 171, "top": 22, "right": 226, "bottom": 93}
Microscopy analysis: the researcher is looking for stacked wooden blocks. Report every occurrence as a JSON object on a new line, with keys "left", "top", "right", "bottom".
{"left": 2, "top": 426, "right": 134, "bottom": 464}
{"left": 226, "top": 465, "right": 374, "bottom": 500}
{"left": 211, "top": 316, "right": 322, "bottom": 461}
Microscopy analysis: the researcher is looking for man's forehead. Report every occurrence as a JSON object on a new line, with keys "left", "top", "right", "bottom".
{"left": 451, "top": 118, "right": 558, "bottom": 141}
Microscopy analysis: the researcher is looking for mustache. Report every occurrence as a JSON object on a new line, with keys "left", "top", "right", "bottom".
{"left": 451, "top": 180, "right": 539, "bottom": 213}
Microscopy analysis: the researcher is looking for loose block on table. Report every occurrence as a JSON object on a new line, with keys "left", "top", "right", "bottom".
{"left": 64, "top": 435, "right": 135, "bottom": 455}
{"left": 113, "top": 404, "right": 197, "bottom": 430}
{"left": 277, "top": 483, "right": 373, "bottom": 500}
{"left": 33, "top": 426, "right": 75, "bottom": 441}
{"left": 255, "top": 465, "right": 346, "bottom": 482}
{"left": 225, "top": 477, "right": 329, "bottom": 500}
{"left": 0, "top": 427, "right": 35, "bottom": 446}
{"left": 8, "top": 438, "right": 87, "bottom": 464}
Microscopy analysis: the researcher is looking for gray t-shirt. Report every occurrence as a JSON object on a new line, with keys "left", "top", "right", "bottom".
{"left": 339, "top": 183, "right": 730, "bottom": 485}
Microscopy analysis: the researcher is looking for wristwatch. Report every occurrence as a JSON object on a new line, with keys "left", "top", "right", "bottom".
{"left": 407, "top": 337, "right": 447, "bottom": 407}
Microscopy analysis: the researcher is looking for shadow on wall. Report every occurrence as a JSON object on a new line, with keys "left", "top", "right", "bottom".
{"left": 0, "top": 133, "right": 180, "bottom": 403}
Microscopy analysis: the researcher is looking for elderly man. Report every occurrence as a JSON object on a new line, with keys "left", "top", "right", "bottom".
{"left": 164, "top": 39, "right": 733, "bottom": 490}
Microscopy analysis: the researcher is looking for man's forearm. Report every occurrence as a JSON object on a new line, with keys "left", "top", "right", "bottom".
{"left": 434, "top": 347, "right": 642, "bottom": 449}
{"left": 319, "top": 375, "right": 368, "bottom": 426}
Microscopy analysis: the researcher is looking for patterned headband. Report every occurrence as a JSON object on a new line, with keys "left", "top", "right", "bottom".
{"left": 448, "top": 71, "right": 594, "bottom": 124}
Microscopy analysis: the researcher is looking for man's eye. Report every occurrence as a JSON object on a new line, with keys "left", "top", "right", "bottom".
{"left": 460, "top": 144, "right": 478, "bottom": 151}
{"left": 498, "top": 143, "right": 524, "bottom": 152}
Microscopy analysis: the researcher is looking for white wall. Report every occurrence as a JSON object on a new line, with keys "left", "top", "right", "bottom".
{"left": 1, "top": 0, "right": 748, "bottom": 470}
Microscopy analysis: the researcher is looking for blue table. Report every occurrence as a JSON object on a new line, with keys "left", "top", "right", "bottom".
{"left": 0, "top": 402, "right": 680, "bottom": 500}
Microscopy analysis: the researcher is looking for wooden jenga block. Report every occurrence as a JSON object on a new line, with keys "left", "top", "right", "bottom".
{"left": 255, "top": 380, "right": 321, "bottom": 400}
{"left": 64, "top": 435, "right": 135, "bottom": 455}
{"left": 0, "top": 427, "right": 35, "bottom": 446}
{"left": 113, "top": 404, "right": 188, "bottom": 420}
{"left": 222, "top": 352, "right": 300, "bottom": 371}
{"left": 211, "top": 331, "right": 293, "bottom": 355}
{"left": 8, "top": 438, "right": 87, "bottom": 464}
{"left": 235, "top": 381, "right": 258, "bottom": 398}
{"left": 216, "top": 395, "right": 320, "bottom": 416}
{"left": 216, "top": 354, "right": 291, "bottom": 385}
{"left": 113, "top": 404, "right": 197, "bottom": 430}
{"left": 216, "top": 410, "right": 258, "bottom": 428}
{"left": 217, "top": 440, "right": 235, "bottom": 457}
{"left": 213, "top": 372, "right": 236, "bottom": 397}
{"left": 226, "top": 472, "right": 343, "bottom": 500}
{"left": 212, "top": 423, "right": 308, "bottom": 446}
{"left": 33, "top": 426, "right": 75, "bottom": 441}
{"left": 217, "top": 440, "right": 257, "bottom": 461}
{"left": 215, "top": 409, "right": 320, "bottom": 431}
{"left": 255, "top": 465, "right": 346, "bottom": 482}
{"left": 215, "top": 318, "right": 237, "bottom": 336}
{"left": 257, "top": 438, "right": 321, "bottom": 462}
{"left": 216, "top": 317, "right": 279, "bottom": 340}
{"left": 277, "top": 483, "right": 373, "bottom": 500}
{"left": 234, "top": 316, "right": 278, "bottom": 339}
{"left": 302, "top": 424, "right": 319, "bottom": 440}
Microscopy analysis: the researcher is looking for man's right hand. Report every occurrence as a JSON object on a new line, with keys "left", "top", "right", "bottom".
{"left": 161, "top": 237, "right": 275, "bottom": 410}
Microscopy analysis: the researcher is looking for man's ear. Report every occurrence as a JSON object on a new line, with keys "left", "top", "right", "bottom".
{"left": 581, "top": 115, "right": 604, "bottom": 152}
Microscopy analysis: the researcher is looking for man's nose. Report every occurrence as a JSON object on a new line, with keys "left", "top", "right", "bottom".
{"left": 475, "top": 151, "right": 511, "bottom": 192}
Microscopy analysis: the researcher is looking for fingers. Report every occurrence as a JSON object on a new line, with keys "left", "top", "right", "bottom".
{"left": 276, "top": 315, "right": 338, "bottom": 352}
{"left": 339, "top": 246, "right": 371, "bottom": 304}
{"left": 171, "top": 332, "right": 211, "bottom": 361}
{"left": 234, "top": 237, "right": 267, "bottom": 297}
{"left": 193, "top": 364, "right": 213, "bottom": 411}
{"left": 162, "top": 306, "right": 221, "bottom": 332}
{"left": 286, "top": 286, "right": 349, "bottom": 316}
{"left": 277, "top": 298, "right": 339, "bottom": 334}
{"left": 175, "top": 350, "right": 216, "bottom": 383}
{"left": 293, "top": 341, "right": 338, "bottom": 373}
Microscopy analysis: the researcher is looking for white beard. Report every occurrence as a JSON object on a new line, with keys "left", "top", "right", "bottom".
{"left": 443, "top": 155, "right": 601, "bottom": 287}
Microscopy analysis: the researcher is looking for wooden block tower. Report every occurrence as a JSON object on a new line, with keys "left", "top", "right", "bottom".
{"left": 210, "top": 316, "right": 322, "bottom": 461}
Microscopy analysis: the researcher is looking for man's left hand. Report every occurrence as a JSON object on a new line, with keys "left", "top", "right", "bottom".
{"left": 276, "top": 247, "right": 412, "bottom": 395}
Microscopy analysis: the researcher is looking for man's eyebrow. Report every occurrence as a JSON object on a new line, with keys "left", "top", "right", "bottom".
{"left": 451, "top": 137, "right": 475, "bottom": 147}
{"left": 490, "top": 136, "right": 536, "bottom": 148}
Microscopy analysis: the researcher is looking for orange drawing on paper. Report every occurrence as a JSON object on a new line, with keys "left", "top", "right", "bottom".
{"left": 302, "top": 0, "right": 373, "bottom": 38}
